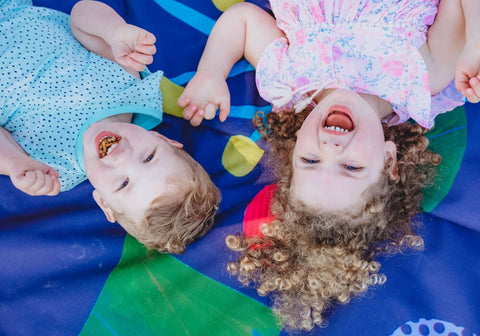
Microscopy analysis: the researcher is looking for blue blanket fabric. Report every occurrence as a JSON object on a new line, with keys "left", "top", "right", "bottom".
{"left": 1, "top": 1, "right": 479, "bottom": 335}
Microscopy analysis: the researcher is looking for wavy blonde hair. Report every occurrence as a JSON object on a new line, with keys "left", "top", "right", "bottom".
{"left": 116, "top": 148, "right": 221, "bottom": 254}
{"left": 226, "top": 110, "right": 440, "bottom": 331}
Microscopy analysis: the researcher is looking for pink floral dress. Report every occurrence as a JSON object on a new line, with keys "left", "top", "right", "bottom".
{"left": 255, "top": 0, "right": 465, "bottom": 128}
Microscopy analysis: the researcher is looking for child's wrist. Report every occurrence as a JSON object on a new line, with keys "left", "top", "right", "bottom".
{"left": 5, "top": 155, "right": 25, "bottom": 176}
{"left": 196, "top": 67, "right": 227, "bottom": 81}
{"left": 462, "top": 0, "right": 480, "bottom": 42}
{"left": 465, "top": 34, "right": 480, "bottom": 49}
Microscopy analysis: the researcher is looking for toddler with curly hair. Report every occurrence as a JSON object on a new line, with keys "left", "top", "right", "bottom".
{"left": 178, "top": 0, "right": 479, "bottom": 330}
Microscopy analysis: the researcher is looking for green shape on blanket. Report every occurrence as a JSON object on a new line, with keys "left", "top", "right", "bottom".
{"left": 161, "top": 77, "right": 184, "bottom": 118}
{"left": 422, "top": 106, "right": 467, "bottom": 212}
{"left": 212, "top": 0, "right": 244, "bottom": 12}
{"left": 79, "top": 235, "right": 281, "bottom": 336}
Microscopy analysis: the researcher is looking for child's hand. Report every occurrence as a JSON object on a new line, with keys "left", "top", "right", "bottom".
{"left": 110, "top": 23, "right": 156, "bottom": 72}
{"left": 9, "top": 157, "right": 60, "bottom": 196}
{"left": 177, "top": 70, "right": 231, "bottom": 126}
{"left": 455, "top": 41, "right": 480, "bottom": 103}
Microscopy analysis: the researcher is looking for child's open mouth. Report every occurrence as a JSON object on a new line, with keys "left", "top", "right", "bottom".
{"left": 95, "top": 132, "right": 121, "bottom": 158}
{"left": 323, "top": 106, "right": 355, "bottom": 133}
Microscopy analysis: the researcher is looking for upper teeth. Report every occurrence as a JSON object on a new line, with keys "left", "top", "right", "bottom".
{"left": 324, "top": 126, "right": 349, "bottom": 133}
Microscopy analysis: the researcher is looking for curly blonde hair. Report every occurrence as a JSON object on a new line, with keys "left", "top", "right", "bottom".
{"left": 226, "top": 110, "right": 440, "bottom": 331}
{"left": 116, "top": 148, "right": 221, "bottom": 254}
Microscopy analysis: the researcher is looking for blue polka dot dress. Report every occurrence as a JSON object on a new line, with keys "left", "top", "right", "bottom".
{"left": 0, "top": 0, "right": 164, "bottom": 191}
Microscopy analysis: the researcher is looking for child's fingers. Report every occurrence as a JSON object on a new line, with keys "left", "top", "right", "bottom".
{"left": 15, "top": 170, "right": 45, "bottom": 196}
{"left": 45, "top": 176, "right": 61, "bottom": 196}
{"left": 135, "top": 43, "right": 156, "bottom": 56}
{"left": 44, "top": 169, "right": 61, "bottom": 195}
{"left": 10, "top": 161, "right": 60, "bottom": 196}
{"left": 190, "top": 109, "right": 205, "bottom": 126}
{"left": 121, "top": 57, "right": 150, "bottom": 72}
{"left": 140, "top": 30, "right": 156, "bottom": 45}
{"left": 129, "top": 52, "right": 154, "bottom": 66}
{"left": 471, "top": 94, "right": 480, "bottom": 103}
{"left": 468, "top": 76, "right": 480, "bottom": 103}
{"left": 204, "top": 103, "right": 217, "bottom": 120}
{"left": 48, "top": 167, "right": 60, "bottom": 179}
{"left": 465, "top": 88, "right": 480, "bottom": 103}
{"left": 455, "top": 55, "right": 477, "bottom": 94}
{"left": 182, "top": 104, "right": 197, "bottom": 121}
{"left": 177, "top": 94, "right": 190, "bottom": 108}
{"left": 455, "top": 69, "right": 470, "bottom": 95}
{"left": 219, "top": 107, "right": 230, "bottom": 122}
{"left": 455, "top": 80, "right": 469, "bottom": 96}
{"left": 218, "top": 97, "right": 231, "bottom": 122}
{"left": 16, "top": 170, "right": 35, "bottom": 189}
{"left": 124, "top": 60, "right": 146, "bottom": 72}
{"left": 33, "top": 172, "right": 59, "bottom": 196}
{"left": 30, "top": 170, "right": 49, "bottom": 195}
{"left": 115, "top": 55, "right": 136, "bottom": 69}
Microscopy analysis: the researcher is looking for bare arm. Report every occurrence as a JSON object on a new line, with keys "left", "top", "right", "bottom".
{"left": 0, "top": 127, "right": 28, "bottom": 176}
{"left": 461, "top": 0, "right": 480, "bottom": 41}
{"left": 0, "top": 128, "right": 60, "bottom": 196}
{"left": 420, "top": 0, "right": 465, "bottom": 95}
{"left": 196, "top": 2, "right": 283, "bottom": 78}
{"left": 178, "top": 2, "right": 284, "bottom": 126}
{"left": 70, "top": 0, "right": 156, "bottom": 76}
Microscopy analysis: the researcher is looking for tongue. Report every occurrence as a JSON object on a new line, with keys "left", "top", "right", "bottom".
{"left": 325, "top": 113, "right": 353, "bottom": 131}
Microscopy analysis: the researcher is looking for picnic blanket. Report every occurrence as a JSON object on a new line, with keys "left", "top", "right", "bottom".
{"left": 1, "top": 0, "right": 479, "bottom": 335}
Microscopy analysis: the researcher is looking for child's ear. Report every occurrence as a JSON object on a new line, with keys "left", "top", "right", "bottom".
{"left": 150, "top": 131, "right": 184, "bottom": 148}
{"left": 92, "top": 190, "right": 116, "bottom": 223}
{"left": 385, "top": 140, "right": 399, "bottom": 180}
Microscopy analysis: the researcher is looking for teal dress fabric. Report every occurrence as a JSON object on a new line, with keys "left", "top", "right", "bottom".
{"left": 0, "top": 0, "right": 163, "bottom": 191}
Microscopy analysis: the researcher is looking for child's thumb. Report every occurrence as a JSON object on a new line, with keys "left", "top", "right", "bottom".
{"left": 177, "top": 93, "right": 190, "bottom": 107}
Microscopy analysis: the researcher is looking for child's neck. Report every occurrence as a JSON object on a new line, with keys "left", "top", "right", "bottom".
{"left": 371, "top": 95, "right": 394, "bottom": 120}
{"left": 98, "top": 113, "right": 133, "bottom": 124}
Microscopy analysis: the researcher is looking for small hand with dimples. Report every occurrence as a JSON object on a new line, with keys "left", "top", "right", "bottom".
{"left": 110, "top": 23, "right": 157, "bottom": 72}
{"left": 456, "top": 40, "right": 480, "bottom": 103}
{"left": 177, "top": 70, "right": 231, "bottom": 126}
{"left": 9, "top": 156, "right": 60, "bottom": 196}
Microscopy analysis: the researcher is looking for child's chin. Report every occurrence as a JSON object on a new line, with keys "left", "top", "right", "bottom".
{"left": 83, "top": 163, "right": 99, "bottom": 182}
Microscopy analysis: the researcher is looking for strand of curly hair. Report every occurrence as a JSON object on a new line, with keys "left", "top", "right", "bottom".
{"left": 227, "top": 110, "right": 440, "bottom": 331}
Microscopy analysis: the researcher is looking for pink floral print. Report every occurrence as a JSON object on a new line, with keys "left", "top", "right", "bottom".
{"left": 255, "top": 0, "right": 465, "bottom": 128}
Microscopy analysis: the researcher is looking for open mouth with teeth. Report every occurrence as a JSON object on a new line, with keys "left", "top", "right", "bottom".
{"left": 323, "top": 107, "right": 355, "bottom": 133}
{"left": 97, "top": 134, "right": 121, "bottom": 158}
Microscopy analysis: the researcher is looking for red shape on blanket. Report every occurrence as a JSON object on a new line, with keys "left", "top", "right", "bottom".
{"left": 243, "top": 184, "right": 277, "bottom": 240}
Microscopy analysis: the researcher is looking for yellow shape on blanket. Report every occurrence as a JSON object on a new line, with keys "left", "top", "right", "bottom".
{"left": 212, "top": 0, "right": 244, "bottom": 12}
{"left": 222, "top": 135, "right": 264, "bottom": 177}
{"left": 160, "top": 77, "right": 184, "bottom": 118}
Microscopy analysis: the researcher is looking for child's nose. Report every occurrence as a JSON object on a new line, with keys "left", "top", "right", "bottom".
{"left": 108, "top": 144, "right": 130, "bottom": 164}
{"left": 319, "top": 137, "right": 345, "bottom": 153}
